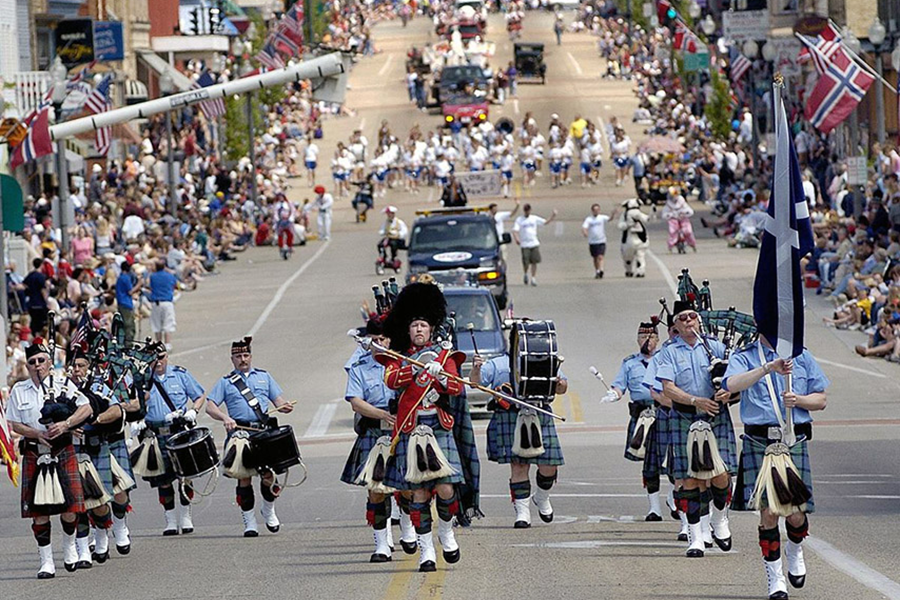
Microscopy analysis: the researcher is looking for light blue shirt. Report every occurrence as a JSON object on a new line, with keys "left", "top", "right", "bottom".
{"left": 344, "top": 345, "right": 368, "bottom": 372}
{"left": 146, "top": 365, "right": 205, "bottom": 423}
{"left": 642, "top": 337, "right": 677, "bottom": 393}
{"left": 81, "top": 378, "right": 116, "bottom": 434}
{"left": 208, "top": 368, "right": 284, "bottom": 422}
{"left": 344, "top": 351, "right": 394, "bottom": 409}
{"left": 478, "top": 355, "right": 567, "bottom": 395}
{"left": 722, "top": 344, "right": 829, "bottom": 426}
{"left": 612, "top": 353, "right": 653, "bottom": 405}
{"left": 653, "top": 335, "right": 726, "bottom": 400}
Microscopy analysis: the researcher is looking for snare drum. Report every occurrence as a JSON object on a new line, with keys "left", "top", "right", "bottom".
{"left": 166, "top": 427, "right": 219, "bottom": 480}
{"left": 250, "top": 425, "right": 301, "bottom": 474}
{"left": 510, "top": 320, "right": 561, "bottom": 404}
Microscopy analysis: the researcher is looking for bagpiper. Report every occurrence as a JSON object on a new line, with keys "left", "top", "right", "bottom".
{"left": 6, "top": 340, "right": 93, "bottom": 578}
{"left": 723, "top": 342, "right": 828, "bottom": 599}
{"left": 377, "top": 282, "right": 481, "bottom": 572}
{"left": 603, "top": 319, "right": 665, "bottom": 521}
{"left": 206, "top": 337, "right": 294, "bottom": 537}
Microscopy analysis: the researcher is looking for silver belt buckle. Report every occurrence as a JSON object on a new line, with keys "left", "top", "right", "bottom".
{"left": 380, "top": 419, "right": 392, "bottom": 431}
{"left": 767, "top": 426, "right": 783, "bottom": 442}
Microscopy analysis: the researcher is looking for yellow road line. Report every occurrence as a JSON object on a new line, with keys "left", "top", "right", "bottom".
{"left": 383, "top": 551, "right": 416, "bottom": 600}
{"left": 416, "top": 555, "right": 447, "bottom": 600}
{"left": 569, "top": 390, "right": 584, "bottom": 423}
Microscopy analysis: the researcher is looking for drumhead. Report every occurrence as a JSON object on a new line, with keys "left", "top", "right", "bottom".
{"left": 509, "top": 320, "right": 560, "bottom": 403}
{"left": 166, "top": 427, "right": 210, "bottom": 451}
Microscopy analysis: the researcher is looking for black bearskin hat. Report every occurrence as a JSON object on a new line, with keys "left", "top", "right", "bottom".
{"left": 382, "top": 282, "right": 447, "bottom": 351}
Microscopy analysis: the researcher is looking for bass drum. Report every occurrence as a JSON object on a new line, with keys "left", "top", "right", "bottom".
{"left": 509, "top": 320, "right": 561, "bottom": 404}
{"left": 250, "top": 425, "right": 301, "bottom": 475}
{"left": 166, "top": 427, "right": 219, "bottom": 480}
{"left": 496, "top": 117, "right": 515, "bottom": 136}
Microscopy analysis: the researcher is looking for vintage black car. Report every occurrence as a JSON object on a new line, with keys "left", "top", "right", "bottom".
{"left": 514, "top": 42, "right": 546, "bottom": 84}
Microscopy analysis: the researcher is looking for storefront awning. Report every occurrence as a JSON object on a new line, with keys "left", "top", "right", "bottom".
{"left": 135, "top": 50, "right": 194, "bottom": 92}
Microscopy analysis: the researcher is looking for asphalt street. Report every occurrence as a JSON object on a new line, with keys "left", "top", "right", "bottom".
{"left": 1, "top": 11, "right": 899, "bottom": 600}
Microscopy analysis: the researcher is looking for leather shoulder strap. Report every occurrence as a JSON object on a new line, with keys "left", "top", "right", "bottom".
{"left": 227, "top": 372, "right": 268, "bottom": 423}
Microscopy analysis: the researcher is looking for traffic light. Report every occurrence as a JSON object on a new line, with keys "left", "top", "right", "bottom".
{"left": 666, "top": 7, "right": 677, "bottom": 18}
{"left": 209, "top": 6, "right": 219, "bottom": 33}
{"left": 190, "top": 8, "right": 200, "bottom": 35}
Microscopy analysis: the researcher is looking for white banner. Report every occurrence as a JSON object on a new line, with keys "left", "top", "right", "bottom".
{"left": 723, "top": 10, "right": 770, "bottom": 42}
{"left": 455, "top": 169, "right": 502, "bottom": 197}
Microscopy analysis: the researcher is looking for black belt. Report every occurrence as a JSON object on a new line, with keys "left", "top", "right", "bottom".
{"left": 671, "top": 402, "right": 697, "bottom": 415}
{"left": 151, "top": 300, "right": 172, "bottom": 305}
{"left": 20, "top": 434, "right": 73, "bottom": 454}
{"left": 628, "top": 402, "right": 656, "bottom": 418}
{"left": 108, "top": 432, "right": 125, "bottom": 443}
{"left": 82, "top": 433, "right": 104, "bottom": 448}
{"left": 744, "top": 422, "right": 812, "bottom": 441}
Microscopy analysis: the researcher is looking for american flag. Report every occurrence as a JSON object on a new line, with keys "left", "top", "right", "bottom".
{"left": 0, "top": 399, "right": 19, "bottom": 486}
{"left": 66, "top": 308, "right": 94, "bottom": 367}
{"left": 273, "top": 30, "right": 300, "bottom": 57}
{"left": 84, "top": 75, "right": 113, "bottom": 155}
{"left": 728, "top": 46, "right": 751, "bottom": 84}
{"left": 283, "top": 3, "right": 304, "bottom": 38}
{"left": 193, "top": 71, "right": 226, "bottom": 120}
{"left": 9, "top": 101, "right": 53, "bottom": 169}
{"left": 753, "top": 83, "right": 814, "bottom": 360}
{"left": 255, "top": 43, "right": 285, "bottom": 70}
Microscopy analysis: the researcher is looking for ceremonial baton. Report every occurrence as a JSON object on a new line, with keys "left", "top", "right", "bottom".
{"left": 351, "top": 334, "right": 565, "bottom": 421}
{"left": 588, "top": 366, "right": 612, "bottom": 392}
{"left": 465, "top": 323, "right": 479, "bottom": 356}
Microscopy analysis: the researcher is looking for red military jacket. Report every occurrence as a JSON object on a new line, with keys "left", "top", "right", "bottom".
{"left": 378, "top": 344, "right": 465, "bottom": 435}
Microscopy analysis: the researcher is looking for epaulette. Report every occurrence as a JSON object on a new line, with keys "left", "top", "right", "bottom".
{"left": 625, "top": 353, "right": 640, "bottom": 362}
{"left": 172, "top": 365, "right": 187, "bottom": 373}
{"left": 254, "top": 368, "right": 268, "bottom": 373}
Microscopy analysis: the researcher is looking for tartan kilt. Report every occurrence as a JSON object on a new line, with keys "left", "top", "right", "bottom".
{"left": 639, "top": 407, "right": 669, "bottom": 479}
{"left": 341, "top": 427, "right": 389, "bottom": 486}
{"left": 383, "top": 414, "right": 464, "bottom": 490}
{"left": 79, "top": 440, "right": 114, "bottom": 496}
{"left": 20, "top": 444, "right": 85, "bottom": 518}
{"left": 142, "top": 424, "right": 179, "bottom": 488}
{"left": 731, "top": 434, "right": 815, "bottom": 513}
{"left": 624, "top": 403, "right": 656, "bottom": 463}
{"left": 108, "top": 438, "right": 137, "bottom": 493}
{"left": 486, "top": 407, "right": 564, "bottom": 466}
{"left": 669, "top": 408, "right": 737, "bottom": 481}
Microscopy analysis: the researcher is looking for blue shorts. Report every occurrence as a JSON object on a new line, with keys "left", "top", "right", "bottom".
{"left": 470, "top": 166, "right": 482, "bottom": 172}
{"left": 614, "top": 156, "right": 631, "bottom": 169}
{"left": 502, "top": 170, "right": 513, "bottom": 181}
{"left": 333, "top": 172, "right": 347, "bottom": 181}
{"left": 523, "top": 162, "right": 536, "bottom": 172}
{"left": 549, "top": 162, "right": 561, "bottom": 174}
{"left": 375, "top": 170, "right": 388, "bottom": 182}
{"left": 581, "top": 162, "right": 592, "bottom": 174}
{"left": 593, "top": 159, "right": 603, "bottom": 169}
{"left": 492, "top": 161, "right": 502, "bottom": 170}
{"left": 305, "top": 160, "right": 317, "bottom": 170}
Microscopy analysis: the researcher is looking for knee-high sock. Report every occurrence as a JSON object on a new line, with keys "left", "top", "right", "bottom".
{"left": 367, "top": 500, "right": 389, "bottom": 530}
{"left": 682, "top": 488, "right": 702, "bottom": 525}
{"left": 536, "top": 471, "right": 557, "bottom": 491}
{"left": 786, "top": 515, "right": 809, "bottom": 544}
{"left": 159, "top": 485, "right": 175, "bottom": 511}
{"left": 76, "top": 512, "right": 91, "bottom": 538}
{"left": 179, "top": 481, "right": 194, "bottom": 506}
{"left": 700, "top": 488, "right": 712, "bottom": 517}
{"left": 32, "top": 521, "right": 51, "bottom": 547}
{"left": 436, "top": 492, "right": 460, "bottom": 523}
{"left": 397, "top": 493, "right": 411, "bottom": 515}
{"left": 89, "top": 509, "right": 113, "bottom": 530}
{"left": 643, "top": 474, "right": 661, "bottom": 495}
{"left": 60, "top": 517, "right": 77, "bottom": 535}
{"left": 510, "top": 479, "right": 531, "bottom": 501}
{"left": 759, "top": 526, "right": 781, "bottom": 561}
{"left": 260, "top": 480, "right": 277, "bottom": 502}
{"left": 409, "top": 500, "right": 432, "bottom": 535}
{"left": 710, "top": 484, "right": 730, "bottom": 511}
{"left": 236, "top": 484, "right": 255, "bottom": 511}
{"left": 111, "top": 500, "right": 129, "bottom": 519}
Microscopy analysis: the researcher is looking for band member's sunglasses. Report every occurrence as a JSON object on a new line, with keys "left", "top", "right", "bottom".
{"left": 28, "top": 357, "right": 48, "bottom": 366}
{"left": 676, "top": 312, "right": 699, "bottom": 322}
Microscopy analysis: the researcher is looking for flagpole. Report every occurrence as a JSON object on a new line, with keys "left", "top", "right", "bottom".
{"left": 794, "top": 31, "right": 895, "bottom": 95}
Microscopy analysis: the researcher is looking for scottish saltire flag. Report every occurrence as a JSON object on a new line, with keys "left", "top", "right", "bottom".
{"left": 753, "top": 84, "right": 814, "bottom": 359}
{"left": 9, "top": 101, "right": 53, "bottom": 169}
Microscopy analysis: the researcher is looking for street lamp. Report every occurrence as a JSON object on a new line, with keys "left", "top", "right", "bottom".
{"left": 892, "top": 40, "right": 900, "bottom": 72}
{"left": 701, "top": 15, "right": 715, "bottom": 37}
{"left": 688, "top": 1, "right": 701, "bottom": 19}
{"left": 158, "top": 71, "right": 177, "bottom": 209}
{"left": 761, "top": 41, "right": 777, "bottom": 63}
{"left": 240, "top": 59, "right": 257, "bottom": 205}
{"left": 49, "top": 57, "right": 71, "bottom": 250}
{"left": 869, "top": 18, "right": 887, "bottom": 144}
{"left": 843, "top": 27, "right": 861, "bottom": 54}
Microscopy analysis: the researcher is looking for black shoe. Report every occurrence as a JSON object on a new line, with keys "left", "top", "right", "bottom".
{"left": 37, "top": 571, "right": 55, "bottom": 580}
{"left": 700, "top": 217, "right": 709, "bottom": 228}
{"left": 92, "top": 550, "right": 109, "bottom": 564}
{"left": 162, "top": 529, "right": 178, "bottom": 537}
{"left": 443, "top": 548, "right": 460, "bottom": 564}
{"left": 625, "top": 272, "right": 634, "bottom": 277}
{"left": 595, "top": 272, "right": 601, "bottom": 279}
{"left": 670, "top": 509, "right": 679, "bottom": 521}
{"left": 599, "top": 271, "right": 604, "bottom": 279}
{"left": 400, "top": 539, "right": 417, "bottom": 554}
{"left": 243, "top": 530, "right": 259, "bottom": 538}
{"left": 713, "top": 535, "right": 732, "bottom": 552}
{"left": 116, "top": 543, "right": 131, "bottom": 555}
{"left": 181, "top": 527, "right": 194, "bottom": 535}
{"left": 686, "top": 549, "right": 704, "bottom": 558}
{"left": 64, "top": 562, "right": 77, "bottom": 572}
{"left": 265, "top": 523, "right": 280, "bottom": 534}
{"left": 419, "top": 560, "right": 437, "bottom": 572}
{"left": 514, "top": 520, "right": 531, "bottom": 529}
{"left": 645, "top": 513, "right": 662, "bottom": 522}
{"left": 769, "top": 592, "right": 789, "bottom": 600}
{"left": 704, "top": 541, "right": 713, "bottom": 549}
{"left": 370, "top": 553, "right": 392, "bottom": 563}
{"left": 677, "top": 533, "right": 688, "bottom": 542}
{"left": 788, "top": 573, "right": 806, "bottom": 589}
{"left": 75, "top": 560, "right": 92, "bottom": 570}
{"left": 538, "top": 512, "right": 553, "bottom": 523}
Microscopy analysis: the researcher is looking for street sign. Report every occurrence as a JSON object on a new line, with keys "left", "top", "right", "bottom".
{"left": 846, "top": 157, "right": 868, "bottom": 186}
{"left": 454, "top": 170, "right": 502, "bottom": 197}
{"left": 684, "top": 53, "right": 709, "bottom": 72}
{"left": 94, "top": 21, "right": 125, "bottom": 61}
{"left": 723, "top": 10, "right": 770, "bottom": 42}
{"left": 55, "top": 19, "right": 95, "bottom": 67}
{"left": 0, "top": 174, "right": 25, "bottom": 232}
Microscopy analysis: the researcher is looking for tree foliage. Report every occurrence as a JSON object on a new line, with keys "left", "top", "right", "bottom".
{"left": 705, "top": 70, "right": 734, "bottom": 140}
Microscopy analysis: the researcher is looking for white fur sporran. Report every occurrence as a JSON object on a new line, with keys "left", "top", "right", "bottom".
{"left": 34, "top": 455, "right": 66, "bottom": 507}
{"left": 356, "top": 435, "right": 396, "bottom": 494}
{"left": 686, "top": 420, "right": 727, "bottom": 479}
{"left": 513, "top": 408, "right": 545, "bottom": 458}
{"left": 628, "top": 407, "right": 656, "bottom": 460}
{"left": 405, "top": 424, "right": 456, "bottom": 484}
{"left": 749, "top": 441, "right": 810, "bottom": 518}
{"left": 222, "top": 431, "right": 256, "bottom": 480}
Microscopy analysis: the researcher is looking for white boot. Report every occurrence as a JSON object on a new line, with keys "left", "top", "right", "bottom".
{"left": 686, "top": 521, "right": 705, "bottom": 558}
{"left": 37, "top": 544, "right": 55, "bottom": 579}
{"left": 513, "top": 497, "right": 532, "bottom": 528}
{"left": 677, "top": 512, "right": 689, "bottom": 542}
{"left": 385, "top": 520, "right": 395, "bottom": 552}
{"left": 390, "top": 496, "right": 401, "bottom": 525}
{"left": 784, "top": 540, "right": 806, "bottom": 589}
{"left": 399, "top": 511, "right": 417, "bottom": 554}
{"left": 62, "top": 530, "right": 78, "bottom": 572}
{"left": 437, "top": 518, "right": 460, "bottom": 563}
{"left": 700, "top": 513, "right": 714, "bottom": 548}
{"left": 370, "top": 528, "right": 392, "bottom": 563}
{"left": 179, "top": 504, "right": 194, "bottom": 534}
{"left": 75, "top": 537, "right": 92, "bottom": 570}
{"left": 710, "top": 505, "right": 732, "bottom": 551}
{"left": 533, "top": 487, "right": 554, "bottom": 523}
{"left": 242, "top": 509, "right": 259, "bottom": 538}
{"left": 112, "top": 514, "right": 131, "bottom": 555}
{"left": 163, "top": 509, "right": 179, "bottom": 536}
{"left": 260, "top": 500, "right": 280, "bottom": 533}
{"left": 764, "top": 557, "right": 789, "bottom": 599}
{"left": 417, "top": 531, "right": 437, "bottom": 572}
{"left": 646, "top": 491, "right": 662, "bottom": 521}
{"left": 666, "top": 489, "right": 678, "bottom": 520}
{"left": 92, "top": 527, "right": 110, "bottom": 563}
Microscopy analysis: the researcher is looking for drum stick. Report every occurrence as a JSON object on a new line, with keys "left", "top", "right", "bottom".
{"left": 589, "top": 366, "right": 612, "bottom": 392}
{"left": 466, "top": 323, "right": 479, "bottom": 356}
{"left": 266, "top": 401, "right": 298, "bottom": 415}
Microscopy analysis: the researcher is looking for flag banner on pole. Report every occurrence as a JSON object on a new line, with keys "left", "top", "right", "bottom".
{"left": 728, "top": 46, "right": 751, "bottom": 85}
{"left": 193, "top": 71, "right": 226, "bottom": 120}
{"left": 9, "top": 101, "right": 53, "bottom": 169}
{"left": 84, "top": 75, "right": 113, "bottom": 156}
{"left": 0, "top": 400, "right": 19, "bottom": 486}
{"left": 753, "top": 83, "right": 815, "bottom": 359}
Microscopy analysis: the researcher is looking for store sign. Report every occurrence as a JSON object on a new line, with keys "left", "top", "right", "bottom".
{"left": 94, "top": 21, "right": 124, "bottom": 61}
{"left": 55, "top": 19, "right": 95, "bottom": 67}
{"left": 722, "top": 10, "right": 770, "bottom": 42}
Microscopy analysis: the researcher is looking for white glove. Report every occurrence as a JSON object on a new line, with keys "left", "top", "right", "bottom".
{"left": 424, "top": 361, "right": 442, "bottom": 378}
{"left": 601, "top": 390, "right": 620, "bottom": 404}
{"left": 130, "top": 421, "right": 147, "bottom": 436}
{"left": 164, "top": 409, "right": 184, "bottom": 424}
{"left": 183, "top": 409, "right": 198, "bottom": 423}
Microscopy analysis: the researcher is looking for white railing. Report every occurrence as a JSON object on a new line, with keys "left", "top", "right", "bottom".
{"left": 14, "top": 71, "right": 51, "bottom": 117}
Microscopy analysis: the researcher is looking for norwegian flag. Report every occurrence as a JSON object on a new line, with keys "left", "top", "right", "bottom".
{"left": 673, "top": 22, "right": 700, "bottom": 54}
{"left": 9, "top": 101, "right": 53, "bottom": 169}
{"left": 801, "top": 36, "right": 875, "bottom": 134}
{"left": 798, "top": 23, "right": 843, "bottom": 74}
{"left": 255, "top": 43, "right": 285, "bottom": 70}
{"left": 84, "top": 75, "right": 113, "bottom": 156}
{"left": 728, "top": 46, "right": 751, "bottom": 85}
{"left": 193, "top": 71, "right": 226, "bottom": 120}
